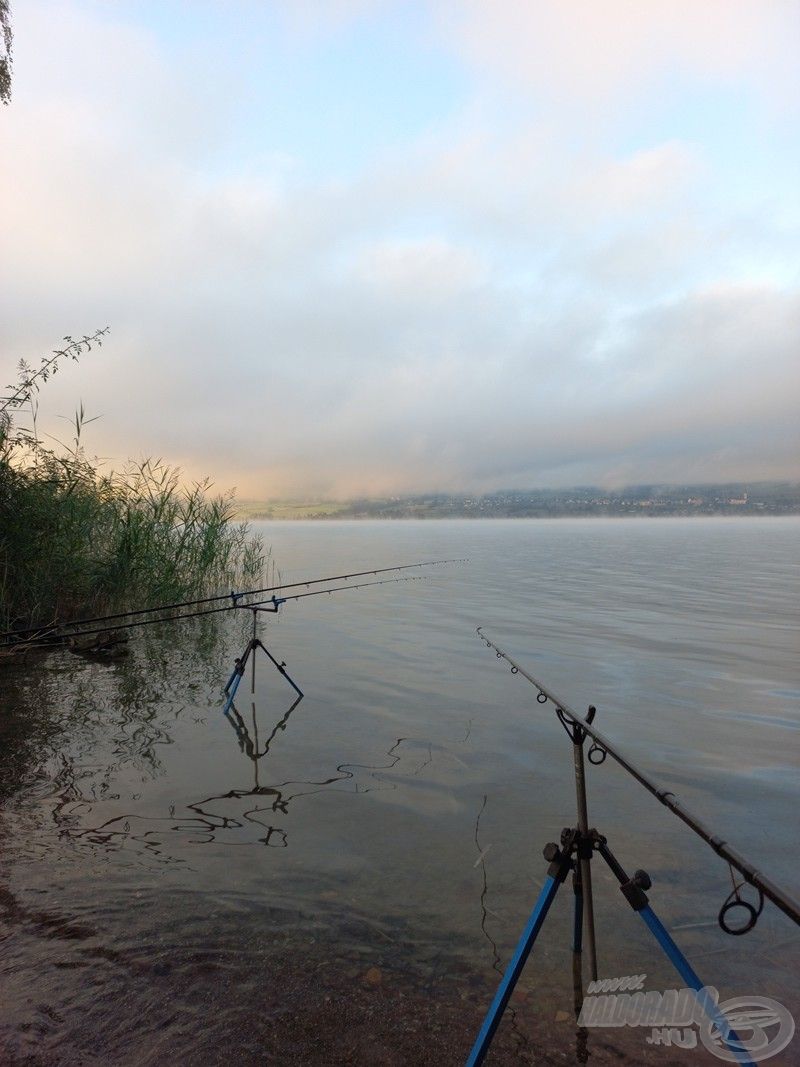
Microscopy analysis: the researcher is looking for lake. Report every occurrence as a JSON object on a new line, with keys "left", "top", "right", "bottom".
{"left": 1, "top": 518, "right": 798, "bottom": 1065}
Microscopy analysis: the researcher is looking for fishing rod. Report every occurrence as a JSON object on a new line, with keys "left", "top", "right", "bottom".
{"left": 476, "top": 626, "right": 800, "bottom": 930}
{"left": 467, "top": 626, "right": 796, "bottom": 1067}
{"left": 0, "top": 559, "right": 462, "bottom": 647}
{"left": 2, "top": 575, "right": 430, "bottom": 650}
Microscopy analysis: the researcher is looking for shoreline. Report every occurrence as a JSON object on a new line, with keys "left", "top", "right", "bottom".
{"left": 239, "top": 512, "right": 800, "bottom": 521}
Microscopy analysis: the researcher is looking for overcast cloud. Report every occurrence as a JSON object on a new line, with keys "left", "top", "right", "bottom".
{"left": 1, "top": 1, "right": 798, "bottom": 497}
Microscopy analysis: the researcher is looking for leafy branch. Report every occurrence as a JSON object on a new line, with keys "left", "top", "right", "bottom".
{"left": 0, "top": 0, "right": 12, "bottom": 106}
{"left": 1, "top": 327, "right": 110, "bottom": 423}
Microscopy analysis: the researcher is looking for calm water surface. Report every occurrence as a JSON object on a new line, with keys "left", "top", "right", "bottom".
{"left": 1, "top": 518, "right": 798, "bottom": 1065}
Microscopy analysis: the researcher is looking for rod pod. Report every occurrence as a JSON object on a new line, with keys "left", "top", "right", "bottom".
{"left": 476, "top": 627, "right": 800, "bottom": 931}
{"left": 466, "top": 829, "right": 757, "bottom": 1067}
{"left": 223, "top": 605, "right": 303, "bottom": 716}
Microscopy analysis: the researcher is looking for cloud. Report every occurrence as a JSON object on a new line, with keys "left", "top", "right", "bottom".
{"left": 1, "top": 1, "right": 798, "bottom": 500}
{"left": 439, "top": 0, "right": 800, "bottom": 114}
{"left": 353, "top": 237, "right": 486, "bottom": 301}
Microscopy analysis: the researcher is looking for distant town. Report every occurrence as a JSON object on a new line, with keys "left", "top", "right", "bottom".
{"left": 237, "top": 482, "right": 800, "bottom": 520}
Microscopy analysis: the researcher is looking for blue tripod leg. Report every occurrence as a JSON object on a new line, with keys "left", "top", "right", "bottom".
{"left": 222, "top": 671, "right": 243, "bottom": 716}
{"left": 223, "top": 645, "right": 253, "bottom": 715}
{"left": 638, "top": 905, "right": 755, "bottom": 1067}
{"left": 595, "top": 840, "right": 755, "bottom": 1067}
{"left": 467, "top": 837, "right": 575, "bottom": 1067}
{"left": 466, "top": 875, "right": 561, "bottom": 1067}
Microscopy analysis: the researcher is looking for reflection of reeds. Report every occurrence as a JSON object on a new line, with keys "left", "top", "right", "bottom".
{"left": 0, "top": 608, "right": 251, "bottom": 803}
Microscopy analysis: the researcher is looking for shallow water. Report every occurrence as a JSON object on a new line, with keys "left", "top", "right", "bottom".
{"left": 1, "top": 518, "right": 799, "bottom": 1065}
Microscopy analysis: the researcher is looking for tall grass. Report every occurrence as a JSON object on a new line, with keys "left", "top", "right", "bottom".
{"left": 0, "top": 335, "right": 264, "bottom": 633}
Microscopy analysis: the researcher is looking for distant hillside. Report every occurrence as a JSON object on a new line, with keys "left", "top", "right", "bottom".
{"left": 237, "top": 482, "right": 800, "bottom": 519}
{"left": 234, "top": 500, "right": 350, "bottom": 520}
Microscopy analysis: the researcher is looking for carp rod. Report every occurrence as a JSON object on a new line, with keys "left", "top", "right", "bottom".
{"left": 0, "top": 575, "right": 434, "bottom": 649}
{"left": 0, "top": 559, "right": 462, "bottom": 648}
{"left": 476, "top": 626, "right": 800, "bottom": 931}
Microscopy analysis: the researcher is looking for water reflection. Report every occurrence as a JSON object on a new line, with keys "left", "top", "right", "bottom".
{"left": 0, "top": 614, "right": 252, "bottom": 801}
{"left": 473, "top": 794, "right": 534, "bottom": 1062}
{"left": 2, "top": 607, "right": 475, "bottom": 863}
{"left": 225, "top": 695, "right": 304, "bottom": 763}
{"left": 188, "top": 694, "right": 308, "bottom": 846}
{"left": 474, "top": 794, "right": 500, "bottom": 972}
{"left": 52, "top": 661, "right": 452, "bottom": 864}
{"left": 4, "top": 519, "right": 799, "bottom": 1065}
{"left": 63, "top": 683, "right": 305, "bottom": 852}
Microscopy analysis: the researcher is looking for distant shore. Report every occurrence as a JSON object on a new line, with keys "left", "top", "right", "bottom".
{"left": 235, "top": 482, "right": 800, "bottom": 521}
{"left": 240, "top": 512, "right": 800, "bottom": 521}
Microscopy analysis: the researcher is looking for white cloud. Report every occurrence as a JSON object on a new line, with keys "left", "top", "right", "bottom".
{"left": 439, "top": 0, "right": 800, "bottom": 113}
{"left": 1, "top": 1, "right": 798, "bottom": 499}
{"left": 353, "top": 237, "right": 485, "bottom": 301}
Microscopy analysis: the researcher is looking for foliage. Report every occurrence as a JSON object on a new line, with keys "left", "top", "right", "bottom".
{"left": 1, "top": 328, "right": 110, "bottom": 422}
{"left": 0, "top": 0, "right": 11, "bottom": 105}
{"left": 0, "top": 332, "right": 264, "bottom": 632}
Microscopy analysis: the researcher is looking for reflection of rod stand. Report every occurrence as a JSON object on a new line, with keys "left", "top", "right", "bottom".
{"left": 223, "top": 605, "right": 303, "bottom": 716}
{"left": 467, "top": 706, "right": 754, "bottom": 1067}
{"left": 225, "top": 693, "right": 303, "bottom": 761}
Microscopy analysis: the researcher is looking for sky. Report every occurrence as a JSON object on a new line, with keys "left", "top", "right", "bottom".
{"left": 1, "top": 0, "right": 798, "bottom": 498}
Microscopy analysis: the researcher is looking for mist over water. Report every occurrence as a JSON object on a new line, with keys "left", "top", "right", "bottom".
{"left": 1, "top": 518, "right": 798, "bottom": 1065}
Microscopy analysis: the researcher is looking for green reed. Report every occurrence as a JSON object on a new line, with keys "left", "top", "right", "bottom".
{"left": 0, "top": 336, "right": 265, "bottom": 633}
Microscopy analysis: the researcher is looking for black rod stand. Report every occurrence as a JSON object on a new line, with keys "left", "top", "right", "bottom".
{"left": 562, "top": 703, "right": 599, "bottom": 982}
{"left": 223, "top": 606, "right": 303, "bottom": 715}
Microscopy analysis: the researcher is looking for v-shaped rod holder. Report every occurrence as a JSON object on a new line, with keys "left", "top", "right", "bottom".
{"left": 223, "top": 605, "right": 303, "bottom": 715}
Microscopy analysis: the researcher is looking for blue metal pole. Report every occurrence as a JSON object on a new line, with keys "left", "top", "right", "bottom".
{"left": 223, "top": 670, "right": 243, "bottom": 715}
{"left": 467, "top": 874, "right": 561, "bottom": 1067}
{"left": 638, "top": 905, "right": 755, "bottom": 1067}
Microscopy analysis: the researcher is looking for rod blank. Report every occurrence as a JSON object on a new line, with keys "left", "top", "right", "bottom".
{"left": 0, "top": 558, "right": 464, "bottom": 645}
{"left": 476, "top": 627, "right": 800, "bottom": 930}
{"left": 0, "top": 567, "right": 454, "bottom": 649}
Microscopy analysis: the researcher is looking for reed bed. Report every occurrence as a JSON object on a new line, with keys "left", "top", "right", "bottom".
{"left": 0, "top": 335, "right": 264, "bottom": 634}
